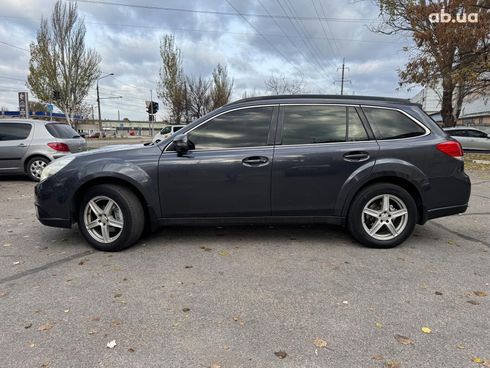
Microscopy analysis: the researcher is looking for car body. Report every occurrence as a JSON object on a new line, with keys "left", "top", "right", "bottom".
{"left": 0, "top": 119, "right": 87, "bottom": 181}
{"left": 35, "top": 95, "right": 471, "bottom": 251}
{"left": 444, "top": 127, "right": 490, "bottom": 151}
{"left": 88, "top": 131, "right": 106, "bottom": 138}
{"left": 152, "top": 125, "right": 185, "bottom": 143}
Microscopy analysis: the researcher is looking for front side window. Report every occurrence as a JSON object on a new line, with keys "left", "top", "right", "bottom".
{"left": 363, "top": 107, "right": 426, "bottom": 140}
{"left": 448, "top": 130, "right": 465, "bottom": 137}
{"left": 160, "top": 126, "right": 171, "bottom": 134}
{"left": 281, "top": 105, "right": 368, "bottom": 145}
{"left": 0, "top": 123, "right": 32, "bottom": 141}
{"left": 187, "top": 107, "right": 273, "bottom": 150}
{"left": 466, "top": 130, "right": 487, "bottom": 138}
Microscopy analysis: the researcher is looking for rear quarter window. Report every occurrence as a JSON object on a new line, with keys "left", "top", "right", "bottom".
{"left": 363, "top": 107, "right": 426, "bottom": 140}
{"left": 45, "top": 123, "right": 80, "bottom": 139}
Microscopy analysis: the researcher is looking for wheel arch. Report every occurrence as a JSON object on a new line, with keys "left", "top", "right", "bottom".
{"left": 342, "top": 176, "right": 425, "bottom": 224}
{"left": 23, "top": 154, "right": 51, "bottom": 173}
{"left": 71, "top": 176, "right": 157, "bottom": 231}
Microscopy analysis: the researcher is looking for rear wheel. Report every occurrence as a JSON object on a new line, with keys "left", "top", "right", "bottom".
{"left": 26, "top": 156, "right": 49, "bottom": 182}
{"left": 78, "top": 184, "right": 145, "bottom": 251}
{"left": 347, "top": 183, "right": 417, "bottom": 248}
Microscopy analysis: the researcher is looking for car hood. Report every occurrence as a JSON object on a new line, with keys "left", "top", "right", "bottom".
{"left": 72, "top": 144, "right": 148, "bottom": 158}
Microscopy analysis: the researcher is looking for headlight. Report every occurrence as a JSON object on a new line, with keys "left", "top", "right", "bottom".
{"left": 40, "top": 156, "right": 75, "bottom": 182}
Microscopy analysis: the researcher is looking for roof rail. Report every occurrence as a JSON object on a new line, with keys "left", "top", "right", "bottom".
{"left": 226, "top": 94, "right": 413, "bottom": 106}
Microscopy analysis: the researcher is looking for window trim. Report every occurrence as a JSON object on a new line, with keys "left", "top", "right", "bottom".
{"left": 360, "top": 105, "right": 431, "bottom": 141}
{"left": 163, "top": 104, "right": 277, "bottom": 152}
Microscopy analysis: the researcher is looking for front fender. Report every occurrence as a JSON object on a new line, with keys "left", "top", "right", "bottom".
{"left": 336, "top": 158, "right": 430, "bottom": 218}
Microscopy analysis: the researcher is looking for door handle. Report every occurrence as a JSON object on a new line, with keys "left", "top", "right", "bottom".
{"left": 17, "top": 143, "right": 27, "bottom": 147}
{"left": 242, "top": 156, "right": 269, "bottom": 167}
{"left": 343, "top": 151, "right": 370, "bottom": 162}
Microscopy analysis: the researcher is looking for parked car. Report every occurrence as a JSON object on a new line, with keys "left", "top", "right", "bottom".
{"left": 444, "top": 127, "right": 490, "bottom": 151}
{"left": 0, "top": 119, "right": 86, "bottom": 181}
{"left": 152, "top": 125, "right": 185, "bottom": 143}
{"left": 88, "top": 131, "right": 106, "bottom": 138}
{"left": 35, "top": 95, "right": 471, "bottom": 251}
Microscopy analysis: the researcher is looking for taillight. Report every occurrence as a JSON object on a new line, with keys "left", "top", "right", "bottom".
{"left": 47, "top": 142, "right": 70, "bottom": 152}
{"left": 436, "top": 141, "right": 463, "bottom": 160}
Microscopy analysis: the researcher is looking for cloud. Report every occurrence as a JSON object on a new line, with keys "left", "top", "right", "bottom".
{"left": 0, "top": 0, "right": 416, "bottom": 120}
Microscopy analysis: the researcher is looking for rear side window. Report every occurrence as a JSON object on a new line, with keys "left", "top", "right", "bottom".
{"left": 172, "top": 126, "right": 183, "bottom": 133}
{"left": 281, "top": 105, "right": 368, "bottom": 145}
{"left": 447, "top": 130, "right": 465, "bottom": 137}
{"left": 188, "top": 106, "right": 273, "bottom": 150}
{"left": 363, "top": 107, "right": 426, "bottom": 140}
{"left": 45, "top": 123, "right": 80, "bottom": 138}
{"left": 0, "top": 123, "right": 32, "bottom": 141}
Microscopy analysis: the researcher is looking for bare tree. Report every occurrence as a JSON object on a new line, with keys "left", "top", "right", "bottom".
{"left": 265, "top": 73, "right": 306, "bottom": 95}
{"left": 27, "top": 1, "right": 101, "bottom": 128}
{"left": 186, "top": 76, "right": 211, "bottom": 119}
{"left": 210, "top": 64, "right": 234, "bottom": 109}
{"left": 372, "top": 0, "right": 489, "bottom": 127}
{"left": 157, "top": 34, "right": 187, "bottom": 124}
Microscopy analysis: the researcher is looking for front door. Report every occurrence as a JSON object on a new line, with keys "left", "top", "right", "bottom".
{"left": 272, "top": 104, "right": 379, "bottom": 216}
{"left": 159, "top": 105, "right": 277, "bottom": 218}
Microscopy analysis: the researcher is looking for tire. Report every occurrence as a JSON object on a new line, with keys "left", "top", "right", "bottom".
{"left": 78, "top": 184, "right": 145, "bottom": 251}
{"left": 26, "top": 156, "right": 50, "bottom": 182}
{"left": 347, "top": 183, "right": 417, "bottom": 248}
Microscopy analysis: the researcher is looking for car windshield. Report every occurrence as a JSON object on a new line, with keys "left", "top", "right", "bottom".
{"left": 46, "top": 123, "right": 80, "bottom": 139}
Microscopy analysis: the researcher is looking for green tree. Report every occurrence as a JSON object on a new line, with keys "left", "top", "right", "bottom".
{"left": 27, "top": 1, "right": 101, "bottom": 127}
{"left": 157, "top": 35, "right": 187, "bottom": 124}
{"left": 372, "top": 0, "right": 489, "bottom": 127}
{"left": 210, "top": 64, "right": 233, "bottom": 109}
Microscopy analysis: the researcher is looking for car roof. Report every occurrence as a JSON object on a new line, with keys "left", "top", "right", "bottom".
{"left": 0, "top": 119, "right": 59, "bottom": 125}
{"left": 226, "top": 94, "right": 418, "bottom": 108}
{"left": 444, "top": 127, "right": 484, "bottom": 131}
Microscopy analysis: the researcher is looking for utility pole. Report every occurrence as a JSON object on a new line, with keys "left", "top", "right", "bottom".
{"left": 150, "top": 89, "right": 153, "bottom": 136}
{"left": 96, "top": 72, "right": 114, "bottom": 137}
{"left": 335, "top": 58, "right": 351, "bottom": 95}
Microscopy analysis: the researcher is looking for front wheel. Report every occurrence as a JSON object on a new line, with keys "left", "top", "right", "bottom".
{"left": 347, "top": 183, "right": 417, "bottom": 248}
{"left": 78, "top": 184, "right": 145, "bottom": 251}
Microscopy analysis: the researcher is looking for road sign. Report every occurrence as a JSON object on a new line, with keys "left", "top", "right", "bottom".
{"left": 18, "top": 92, "right": 29, "bottom": 118}
{"left": 47, "top": 104, "right": 53, "bottom": 112}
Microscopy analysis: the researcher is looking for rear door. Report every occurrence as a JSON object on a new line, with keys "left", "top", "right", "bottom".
{"left": 0, "top": 122, "right": 33, "bottom": 172}
{"left": 271, "top": 104, "right": 379, "bottom": 216}
{"left": 159, "top": 105, "right": 278, "bottom": 218}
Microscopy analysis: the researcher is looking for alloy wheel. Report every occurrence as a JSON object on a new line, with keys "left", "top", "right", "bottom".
{"left": 361, "top": 194, "right": 408, "bottom": 241}
{"left": 83, "top": 196, "right": 124, "bottom": 243}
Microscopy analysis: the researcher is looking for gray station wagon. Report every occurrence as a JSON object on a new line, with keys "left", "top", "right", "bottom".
{"left": 0, "top": 119, "right": 86, "bottom": 181}
{"left": 35, "top": 95, "right": 471, "bottom": 251}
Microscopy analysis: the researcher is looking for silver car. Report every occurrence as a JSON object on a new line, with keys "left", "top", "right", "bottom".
{"left": 444, "top": 127, "right": 490, "bottom": 151}
{"left": 0, "top": 119, "right": 87, "bottom": 181}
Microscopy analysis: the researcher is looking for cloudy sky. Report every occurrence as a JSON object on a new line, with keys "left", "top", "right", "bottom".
{"left": 0, "top": 0, "right": 419, "bottom": 121}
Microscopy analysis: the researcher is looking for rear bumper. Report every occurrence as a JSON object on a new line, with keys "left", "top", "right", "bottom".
{"left": 426, "top": 203, "right": 468, "bottom": 221}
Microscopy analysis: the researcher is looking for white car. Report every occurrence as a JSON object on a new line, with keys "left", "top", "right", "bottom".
{"left": 152, "top": 125, "right": 185, "bottom": 143}
{"left": 444, "top": 127, "right": 490, "bottom": 151}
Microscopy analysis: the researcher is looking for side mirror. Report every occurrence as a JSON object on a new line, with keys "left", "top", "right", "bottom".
{"left": 173, "top": 133, "right": 189, "bottom": 156}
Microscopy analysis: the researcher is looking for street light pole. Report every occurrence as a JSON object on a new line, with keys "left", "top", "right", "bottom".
{"left": 96, "top": 73, "right": 114, "bottom": 137}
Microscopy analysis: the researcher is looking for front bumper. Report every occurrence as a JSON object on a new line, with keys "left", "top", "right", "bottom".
{"left": 35, "top": 180, "right": 73, "bottom": 229}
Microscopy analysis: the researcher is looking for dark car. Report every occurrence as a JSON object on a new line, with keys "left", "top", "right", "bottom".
{"left": 35, "top": 95, "right": 471, "bottom": 251}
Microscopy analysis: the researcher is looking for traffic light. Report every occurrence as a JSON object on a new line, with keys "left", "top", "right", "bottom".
{"left": 146, "top": 101, "right": 159, "bottom": 114}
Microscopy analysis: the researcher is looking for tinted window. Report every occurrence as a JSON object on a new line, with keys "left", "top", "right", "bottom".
{"left": 160, "top": 126, "right": 171, "bottom": 134}
{"left": 447, "top": 130, "right": 466, "bottom": 137}
{"left": 347, "top": 108, "right": 369, "bottom": 141}
{"left": 45, "top": 123, "right": 80, "bottom": 138}
{"left": 188, "top": 107, "right": 273, "bottom": 150}
{"left": 466, "top": 130, "right": 487, "bottom": 138}
{"left": 172, "top": 126, "right": 183, "bottom": 133}
{"left": 282, "top": 105, "right": 367, "bottom": 145}
{"left": 363, "top": 107, "right": 426, "bottom": 140}
{"left": 0, "top": 123, "right": 32, "bottom": 141}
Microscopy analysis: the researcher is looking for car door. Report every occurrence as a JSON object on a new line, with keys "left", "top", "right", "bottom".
{"left": 466, "top": 129, "right": 489, "bottom": 150}
{"left": 0, "top": 122, "right": 33, "bottom": 173}
{"left": 158, "top": 105, "right": 278, "bottom": 218}
{"left": 271, "top": 104, "right": 379, "bottom": 216}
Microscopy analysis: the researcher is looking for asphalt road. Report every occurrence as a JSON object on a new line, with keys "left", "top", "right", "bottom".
{"left": 0, "top": 171, "right": 489, "bottom": 368}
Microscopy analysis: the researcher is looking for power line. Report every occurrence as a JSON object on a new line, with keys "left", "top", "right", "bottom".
{"left": 0, "top": 40, "right": 29, "bottom": 52}
{"left": 317, "top": 0, "right": 341, "bottom": 58}
{"left": 224, "top": 0, "right": 326, "bottom": 92}
{"left": 311, "top": 0, "right": 338, "bottom": 61}
{"left": 71, "top": 0, "right": 382, "bottom": 23}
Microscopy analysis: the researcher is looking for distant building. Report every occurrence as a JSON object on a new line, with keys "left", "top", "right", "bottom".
{"left": 411, "top": 85, "right": 490, "bottom": 126}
